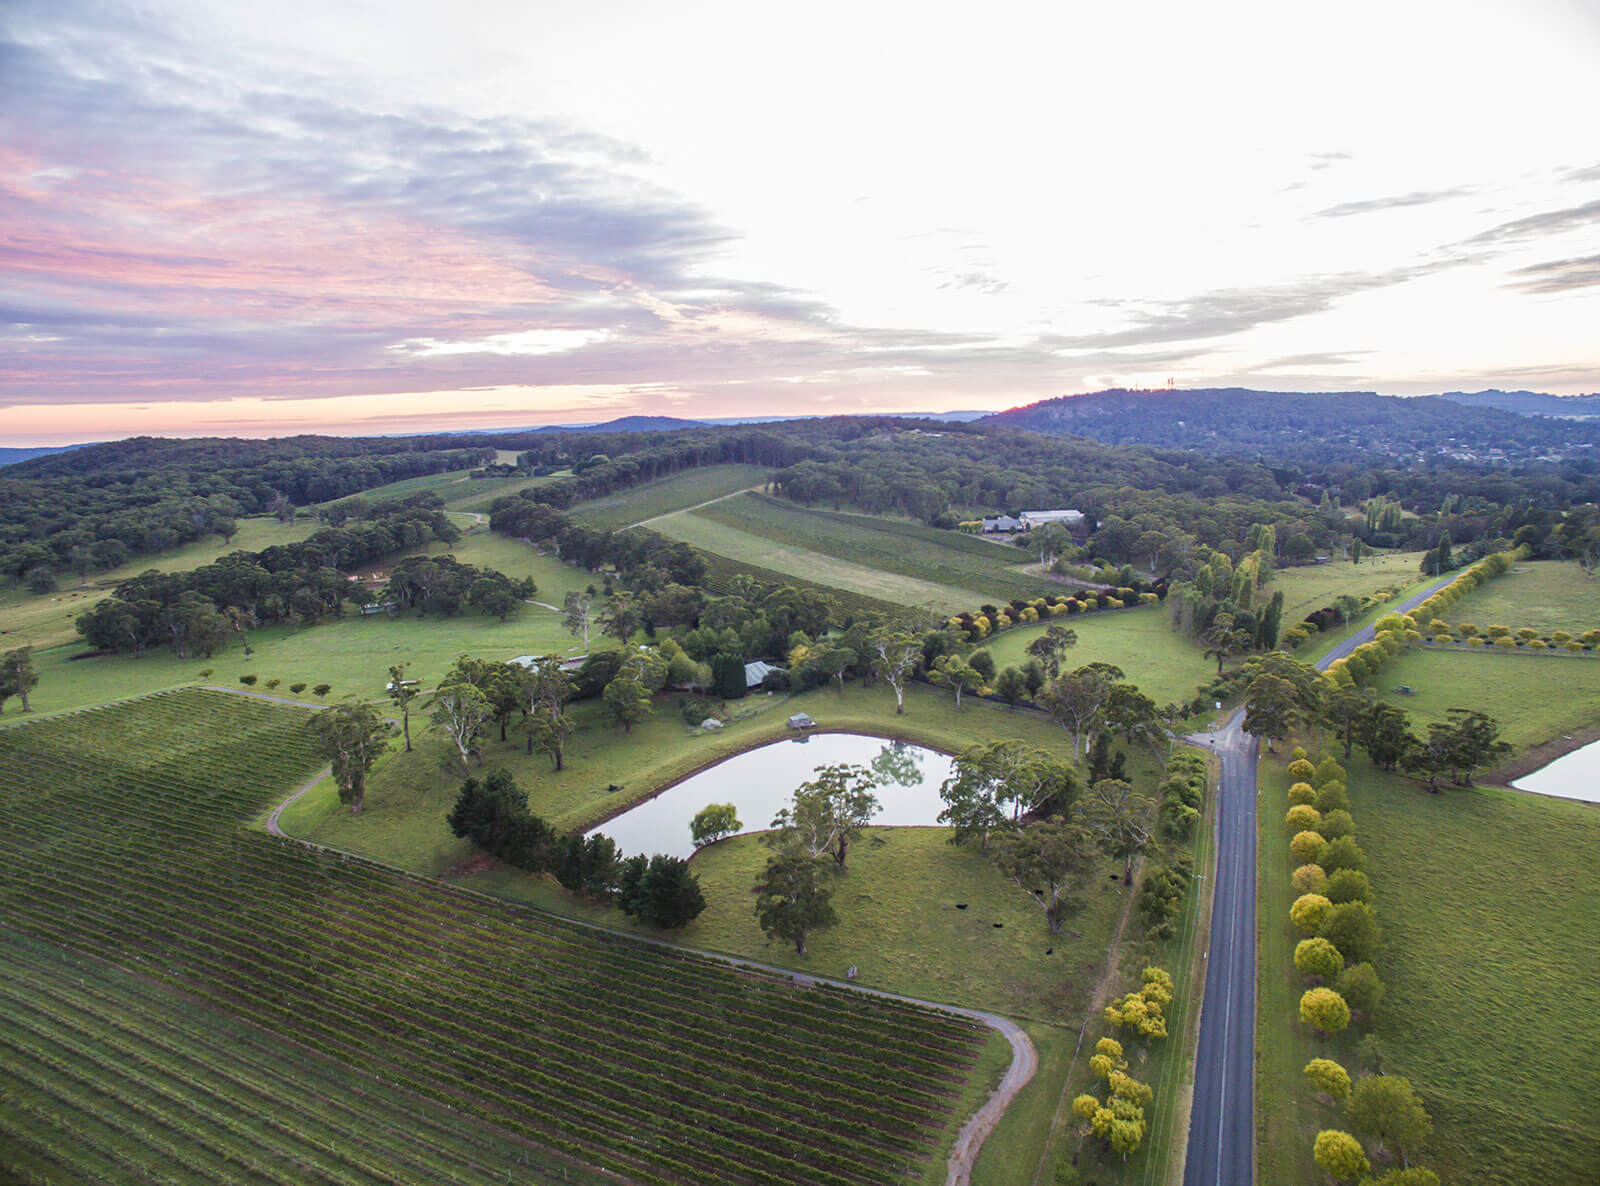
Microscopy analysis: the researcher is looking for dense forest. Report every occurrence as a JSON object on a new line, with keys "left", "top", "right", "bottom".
{"left": 984, "top": 388, "right": 1600, "bottom": 469}
{"left": 0, "top": 436, "right": 492, "bottom": 587}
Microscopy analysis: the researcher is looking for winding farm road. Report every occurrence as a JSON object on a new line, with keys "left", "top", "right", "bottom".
{"left": 1180, "top": 574, "right": 1455, "bottom": 1186}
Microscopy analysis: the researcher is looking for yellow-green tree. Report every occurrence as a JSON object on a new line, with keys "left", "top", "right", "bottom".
{"left": 1312, "top": 1129, "right": 1370, "bottom": 1182}
{"left": 1294, "top": 937, "right": 1344, "bottom": 981}
{"left": 1303, "top": 1057, "right": 1352, "bottom": 1100}
{"left": 1300, "top": 987, "right": 1351, "bottom": 1034}
{"left": 1290, "top": 893, "right": 1333, "bottom": 934}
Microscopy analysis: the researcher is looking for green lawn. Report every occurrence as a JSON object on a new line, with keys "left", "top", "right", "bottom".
{"left": 1371, "top": 647, "right": 1600, "bottom": 751}
{"left": 0, "top": 517, "right": 319, "bottom": 651}
{"left": 980, "top": 607, "right": 1217, "bottom": 708}
{"left": 1430, "top": 560, "right": 1600, "bottom": 636}
{"left": 568, "top": 464, "right": 773, "bottom": 530}
{"left": 1257, "top": 746, "right": 1600, "bottom": 1186}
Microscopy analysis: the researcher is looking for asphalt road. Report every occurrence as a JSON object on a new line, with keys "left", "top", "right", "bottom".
{"left": 1181, "top": 574, "right": 1455, "bottom": 1186}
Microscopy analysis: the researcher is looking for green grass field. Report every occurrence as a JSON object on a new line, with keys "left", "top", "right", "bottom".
{"left": 687, "top": 827, "right": 1126, "bottom": 1021}
{"left": 569, "top": 464, "right": 774, "bottom": 530}
{"left": 1256, "top": 748, "right": 1600, "bottom": 1186}
{"left": 1430, "top": 560, "right": 1600, "bottom": 636}
{"left": 1, "top": 690, "right": 995, "bottom": 1185}
{"left": 980, "top": 607, "right": 1217, "bottom": 708}
{"left": 1371, "top": 647, "right": 1600, "bottom": 751}
{"left": 0, "top": 517, "right": 320, "bottom": 651}
{"left": 1267, "top": 551, "right": 1431, "bottom": 630}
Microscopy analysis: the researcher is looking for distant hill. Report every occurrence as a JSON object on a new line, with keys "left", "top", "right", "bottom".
{"left": 528, "top": 415, "right": 709, "bottom": 434}
{"left": 0, "top": 444, "right": 86, "bottom": 468}
{"left": 981, "top": 387, "right": 1600, "bottom": 467}
{"left": 1437, "top": 389, "right": 1600, "bottom": 418}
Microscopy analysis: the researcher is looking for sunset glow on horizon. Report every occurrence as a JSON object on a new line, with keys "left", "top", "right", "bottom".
{"left": 4, "top": 0, "right": 1599, "bottom": 445}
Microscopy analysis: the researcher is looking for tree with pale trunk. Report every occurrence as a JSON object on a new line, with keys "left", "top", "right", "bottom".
{"left": 561, "top": 591, "right": 592, "bottom": 649}
{"left": 307, "top": 702, "right": 394, "bottom": 813}
{"left": 1079, "top": 777, "right": 1157, "bottom": 884}
{"left": 1039, "top": 662, "right": 1125, "bottom": 760}
{"left": 768, "top": 763, "right": 881, "bottom": 871}
{"left": 428, "top": 679, "right": 493, "bottom": 772}
{"left": 868, "top": 621, "right": 926, "bottom": 714}
{"left": 386, "top": 662, "right": 418, "bottom": 752}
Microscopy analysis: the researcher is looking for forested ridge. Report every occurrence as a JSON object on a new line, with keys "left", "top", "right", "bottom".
{"left": 0, "top": 435, "right": 492, "bottom": 586}
{"left": 984, "top": 387, "right": 1600, "bottom": 470}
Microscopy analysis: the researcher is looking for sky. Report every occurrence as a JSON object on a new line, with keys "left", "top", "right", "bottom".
{"left": 3, "top": 0, "right": 1599, "bottom": 445}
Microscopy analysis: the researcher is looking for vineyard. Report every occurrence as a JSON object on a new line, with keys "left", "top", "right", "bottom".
{"left": 0, "top": 690, "right": 990, "bottom": 1184}
{"left": 691, "top": 494, "right": 1058, "bottom": 605}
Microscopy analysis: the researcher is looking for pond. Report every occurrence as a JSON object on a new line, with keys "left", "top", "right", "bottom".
{"left": 586, "top": 733, "right": 955, "bottom": 860}
{"left": 1510, "top": 737, "right": 1600, "bottom": 804}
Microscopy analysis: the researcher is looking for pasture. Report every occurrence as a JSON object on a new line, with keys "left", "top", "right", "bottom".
{"left": 1256, "top": 749, "right": 1600, "bottom": 1186}
{"left": 979, "top": 607, "right": 1216, "bottom": 708}
{"left": 0, "top": 690, "right": 995, "bottom": 1185}
{"left": 568, "top": 464, "right": 774, "bottom": 530}
{"left": 1430, "top": 559, "right": 1599, "bottom": 636}
{"left": 1372, "top": 647, "right": 1600, "bottom": 752}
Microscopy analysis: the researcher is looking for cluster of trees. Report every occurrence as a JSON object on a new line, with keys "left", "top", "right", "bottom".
{"left": 934, "top": 737, "right": 1170, "bottom": 937}
{"left": 1070, "top": 1033, "right": 1157, "bottom": 1159}
{"left": 2, "top": 435, "right": 488, "bottom": 588}
{"left": 1279, "top": 750, "right": 1440, "bottom": 1184}
{"left": 1234, "top": 647, "right": 1513, "bottom": 794}
{"left": 488, "top": 496, "right": 705, "bottom": 591}
{"left": 1135, "top": 750, "right": 1208, "bottom": 940}
{"left": 447, "top": 770, "right": 706, "bottom": 929}
{"left": 75, "top": 499, "right": 464, "bottom": 657}
{"left": 1166, "top": 530, "right": 1288, "bottom": 658}
{"left": 944, "top": 588, "right": 1161, "bottom": 645}
{"left": 383, "top": 555, "right": 535, "bottom": 619}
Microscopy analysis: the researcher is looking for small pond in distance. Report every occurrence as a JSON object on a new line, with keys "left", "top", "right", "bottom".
{"left": 1510, "top": 737, "right": 1600, "bottom": 804}
{"left": 587, "top": 733, "right": 954, "bottom": 859}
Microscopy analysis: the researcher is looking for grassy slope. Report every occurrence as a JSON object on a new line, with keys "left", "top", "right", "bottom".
{"left": 1429, "top": 559, "right": 1600, "bottom": 635}
{"left": 17, "top": 537, "right": 608, "bottom": 717}
{"left": 569, "top": 464, "right": 773, "bottom": 529}
{"left": 980, "top": 608, "right": 1217, "bottom": 708}
{"left": 0, "top": 517, "right": 320, "bottom": 651}
{"left": 1372, "top": 648, "right": 1600, "bottom": 750}
{"left": 1257, "top": 747, "right": 1600, "bottom": 1186}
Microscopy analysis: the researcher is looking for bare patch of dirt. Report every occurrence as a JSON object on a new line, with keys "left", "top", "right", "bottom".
{"left": 442, "top": 850, "right": 500, "bottom": 878}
